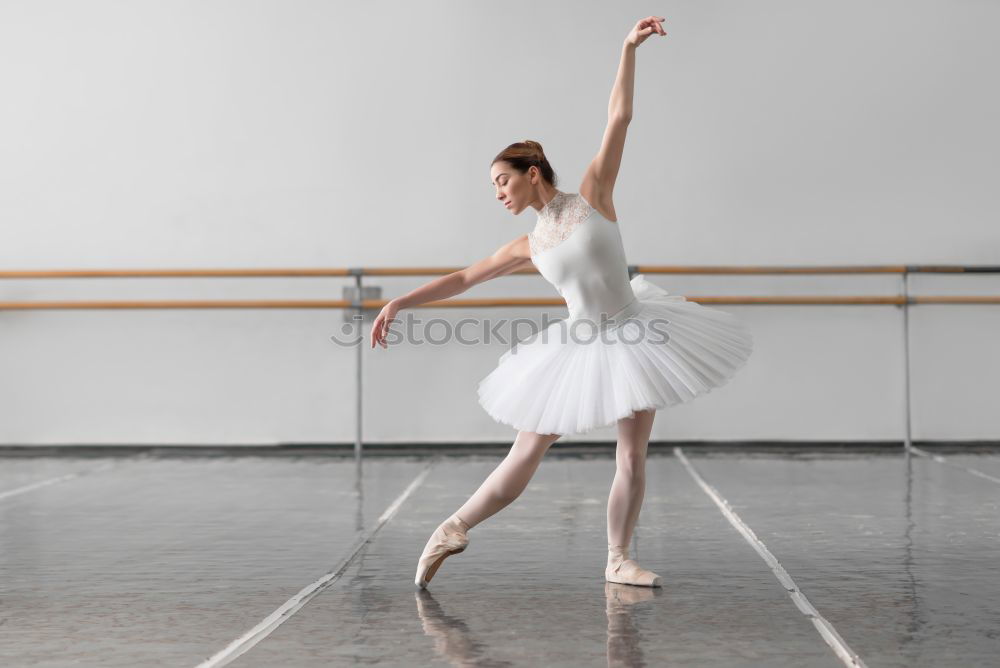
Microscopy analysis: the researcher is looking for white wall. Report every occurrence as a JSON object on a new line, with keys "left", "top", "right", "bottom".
{"left": 1, "top": 0, "right": 997, "bottom": 446}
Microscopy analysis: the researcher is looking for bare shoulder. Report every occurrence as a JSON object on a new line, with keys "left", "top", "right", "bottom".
{"left": 578, "top": 183, "right": 618, "bottom": 223}
{"left": 508, "top": 233, "right": 532, "bottom": 260}
{"left": 461, "top": 234, "right": 534, "bottom": 288}
{"left": 490, "top": 233, "right": 532, "bottom": 260}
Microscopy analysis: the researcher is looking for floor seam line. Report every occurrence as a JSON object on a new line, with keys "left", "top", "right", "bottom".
{"left": 674, "top": 446, "right": 868, "bottom": 668}
{"left": 193, "top": 457, "right": 440, "bottom": 668}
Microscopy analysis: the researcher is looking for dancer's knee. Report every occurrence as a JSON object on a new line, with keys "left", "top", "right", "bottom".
{"left": 615, "top": 446, "right": 647, "bottom": 477}
{"left": 512, "top": 431, "right": 559, "bottom": 460}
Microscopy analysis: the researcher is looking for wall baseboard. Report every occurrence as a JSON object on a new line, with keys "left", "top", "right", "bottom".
{"left": 0, "top": 440, "right": 998, "bottom": 457}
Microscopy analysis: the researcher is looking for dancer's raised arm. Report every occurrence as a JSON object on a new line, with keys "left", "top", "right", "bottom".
{"left": 580, "top": 16, "right": 666, "bottom": 208}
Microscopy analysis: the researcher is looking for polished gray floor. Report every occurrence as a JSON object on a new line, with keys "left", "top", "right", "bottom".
{"left": 1, "top": 448, "right": 997, "bottom": 667}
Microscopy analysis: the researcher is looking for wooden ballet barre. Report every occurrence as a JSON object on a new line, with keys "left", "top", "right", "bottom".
{"left": 913, "top": 265, "right": 1000, "bottom": 273}
{"left": 3, "top": 295, "right": 1000, "bottom": 311}
{"left": 2, "top": 264, "right": 1000, "bottom": 280}
{"left": 0, "top": 268, "right": 355, "bottom": 279}
{"left": 633, "top": 264, "right": 908, "bottom": 274}
{"left": 911, "top": 296, "right": 1000, "bottom": 304}
{"left": 0, "top": 299, "right": 354, "bottom": 310}
{"left": 633, "top": 264, "right": 994, "bottom": 274}
{"left": 1, "top": 263, "right": 998, "bottom": 310}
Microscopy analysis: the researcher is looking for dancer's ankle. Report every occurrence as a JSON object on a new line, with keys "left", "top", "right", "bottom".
{"left": 449, "top": 514, "right": 471, "bottom": 533}
{"left": 607, "top": 543, "right": 629, "bottom": 565}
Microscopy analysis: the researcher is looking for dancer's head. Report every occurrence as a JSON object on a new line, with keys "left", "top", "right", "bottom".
{"left": 490, "top": 140, "right": 559, "bottom": 215}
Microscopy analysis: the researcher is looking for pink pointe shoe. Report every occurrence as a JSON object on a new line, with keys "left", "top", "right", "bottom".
{"left": 415, "top": 515, "right": 470, "bottom": 588}
{"left": 606, "top": 543, "right": 662, "bottom": 587}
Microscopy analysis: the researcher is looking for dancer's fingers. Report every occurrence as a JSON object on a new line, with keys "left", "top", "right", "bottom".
{"left": 645, "top": 16, "right": 666, "bottom": 35}
{"left": 640, "top": 17, "right": 665, "bottom": 37}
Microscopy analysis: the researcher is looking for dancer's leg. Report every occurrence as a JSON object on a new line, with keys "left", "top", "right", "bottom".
{"left": 416, "top": 430, "right": 560, "bottom": 587}
{"left": 607, "top": 409, "right": 656, "bottom": 547}
{"left": 605, "top": 409, "right": 661, "bottom": 586}
{"left": 453, "top": 430, "right": 561, "bottom": 529}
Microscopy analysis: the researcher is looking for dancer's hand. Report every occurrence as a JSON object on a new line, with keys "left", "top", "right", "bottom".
{"left": 371, "top": 300, "right": 400, "bottom": 349}
{"left": 625, "top": 16, "right": 667, "bottom": 48}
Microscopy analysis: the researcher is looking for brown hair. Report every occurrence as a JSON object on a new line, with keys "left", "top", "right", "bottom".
{"left": 491, "top": 140, "right": 558, "bottom": 188}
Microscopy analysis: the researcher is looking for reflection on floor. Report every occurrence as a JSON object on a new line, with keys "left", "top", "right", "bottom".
{"left": 1, "top": 446, "right": 997, "bottom": 667}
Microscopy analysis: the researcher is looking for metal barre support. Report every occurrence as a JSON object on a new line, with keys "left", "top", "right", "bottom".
{"left": 902, "top": 270, "right": 913, "bottom": 452}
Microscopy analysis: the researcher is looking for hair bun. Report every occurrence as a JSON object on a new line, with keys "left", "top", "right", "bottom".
{"left": 523, "top": 140, "right": 546, "bottom": 162}
{"left": 491, "top": 140, "right": 558, "bottom": 188}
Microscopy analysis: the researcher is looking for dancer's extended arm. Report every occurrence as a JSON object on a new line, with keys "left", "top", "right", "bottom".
{"left": 581, "top": 16, "right": 666, "bottom": 207}
{"left": 370, "top": 236, "right": 532, "bottom": 349}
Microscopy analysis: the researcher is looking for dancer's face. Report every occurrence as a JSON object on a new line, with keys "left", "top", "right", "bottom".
{"left": 490, "top": 161, "right": 538, "bottom": 215}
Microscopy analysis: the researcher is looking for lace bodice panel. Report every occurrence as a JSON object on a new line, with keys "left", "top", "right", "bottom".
{"left": 528, "top": 191, "right": 596, "bottom": 256}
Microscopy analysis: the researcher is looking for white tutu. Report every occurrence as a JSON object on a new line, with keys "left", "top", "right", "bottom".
{"left": 476, "top": 274, "right": 754, "bottom": 436}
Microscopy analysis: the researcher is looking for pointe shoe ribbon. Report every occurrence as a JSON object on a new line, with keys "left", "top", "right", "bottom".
{"left": 605, "top": 544, "right": 662, "bottom": 587}
{"left": 415, "top": 515, "right": 470, "bottom": 588}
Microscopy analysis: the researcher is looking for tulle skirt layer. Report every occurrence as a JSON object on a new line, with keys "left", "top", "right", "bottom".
{"left": 476, "top": 274, "right": 754, "bottom": 436}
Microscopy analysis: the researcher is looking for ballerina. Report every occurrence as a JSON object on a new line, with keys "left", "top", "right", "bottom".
{"left": 370, "top": 16, "right": 753, "bottom": 589}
